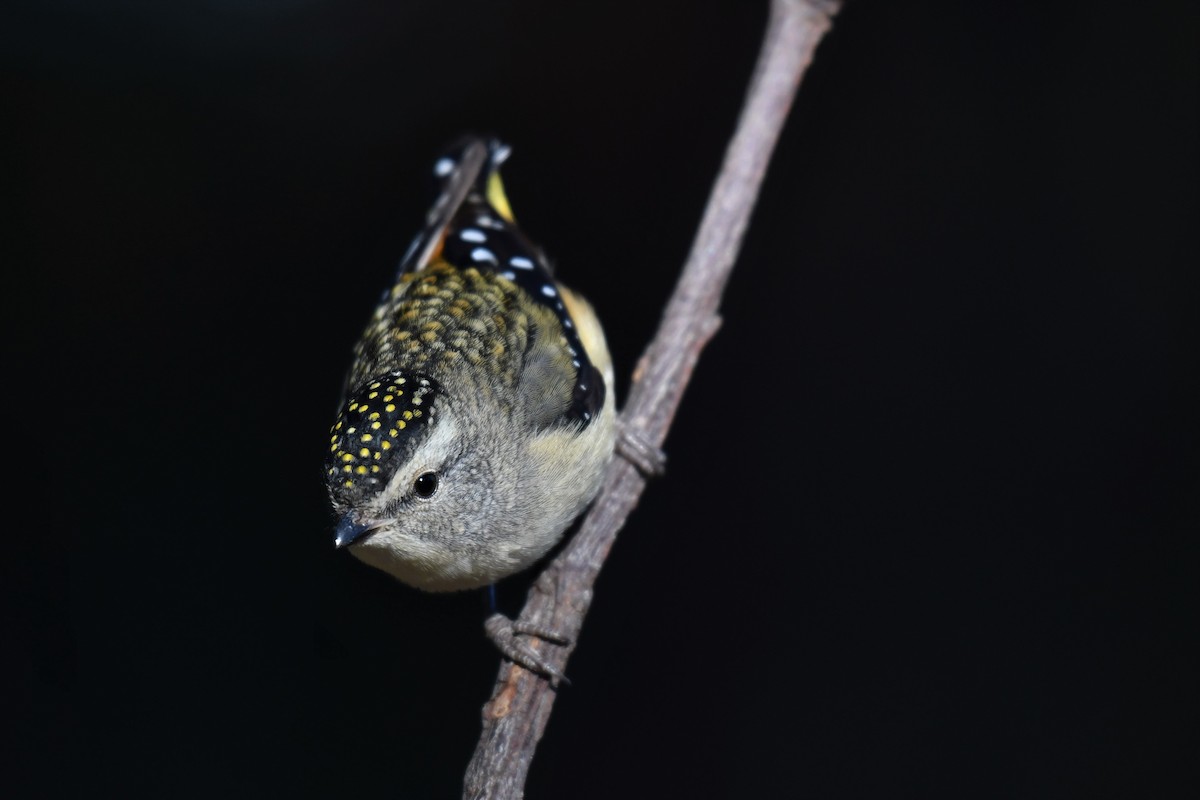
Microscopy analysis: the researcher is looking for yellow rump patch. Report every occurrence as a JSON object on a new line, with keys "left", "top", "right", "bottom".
{"left": 486, "top": 172, "right": 515, "bottom": 223}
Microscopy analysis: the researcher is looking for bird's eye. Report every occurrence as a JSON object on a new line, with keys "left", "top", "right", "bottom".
{"left": 413, "top": 471, "right": 439, "bottom": 498}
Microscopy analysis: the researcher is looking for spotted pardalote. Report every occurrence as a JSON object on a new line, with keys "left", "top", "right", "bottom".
{"left": 325, "top": 137, "right": 615, "bottom": 593}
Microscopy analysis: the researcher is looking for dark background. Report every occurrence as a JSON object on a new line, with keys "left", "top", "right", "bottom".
{"left": 3, "top": 1, "right": 1195, "bottom": 797}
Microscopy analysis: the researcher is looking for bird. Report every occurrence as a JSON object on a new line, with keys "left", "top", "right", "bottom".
{"left": 324, "top": 137, "right": 617, "bottom": 677}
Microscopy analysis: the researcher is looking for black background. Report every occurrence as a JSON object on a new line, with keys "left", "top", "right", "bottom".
{"left": 3, "top": 1, "right": 1195, "bottom": 797}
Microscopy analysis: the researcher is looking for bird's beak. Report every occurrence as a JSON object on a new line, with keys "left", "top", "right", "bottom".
{"left": 334, "top": 514, "right": 382, "bottom": 548}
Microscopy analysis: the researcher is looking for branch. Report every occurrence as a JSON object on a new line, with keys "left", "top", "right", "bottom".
{"left": 463, "top": 2, "right": 841, "bottom": 796}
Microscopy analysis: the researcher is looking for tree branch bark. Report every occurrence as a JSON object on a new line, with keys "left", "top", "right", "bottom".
{"left": 463, "top": 2, "right": 841, "bottom": 796}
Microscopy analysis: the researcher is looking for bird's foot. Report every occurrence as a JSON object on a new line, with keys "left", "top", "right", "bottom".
{"left": 616, "top": 422, "right": 667, "bottom": 477}
{"left": 484, "top": 613, "right": 572, "bottom": 686}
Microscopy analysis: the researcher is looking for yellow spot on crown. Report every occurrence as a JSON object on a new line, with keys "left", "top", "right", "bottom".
{"left": 349, "top": 403, "right": 359, "bottom": 411}
{"left": 359, "top": 447, "right": 370, "bottom": 457}
{"left": 360, "top": 434, "right": 372, "bottom": 442}
{"left": 383, "top": 394, "right": 394, "bottom": 402}
{"left": 341, "top": 453, "right": 354, "bottom": 463}
{"left": 403, "top": 410, "right": 413, "bottom": 420}
{"left": 386, "top": 404, "right": 396, "bottom": 412}
{"left": 368, "top": 412, "right": 380, "bottom": 420}
{"left": 397, "top": 420, "right": 406, "bottom": 430}
{"left": 344, "top": 479, "right": 354, "bottom": 488}
{"left": 368, "top": 391, "right": 379, "bottom": 399}
{"left": 381, "top": 440, "right": 391, "bottom": 450}
{"left": 371, "top": 421, "right": 381, "bottom": 430}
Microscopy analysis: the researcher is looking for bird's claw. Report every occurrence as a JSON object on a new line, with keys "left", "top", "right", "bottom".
{"left": 616, "top": 423, "right": 667, "bottom": 477}
{"left": 484, "top": 612, "right": 572, "bottom": 686}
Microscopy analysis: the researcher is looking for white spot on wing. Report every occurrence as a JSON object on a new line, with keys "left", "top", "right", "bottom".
{"left": 509, "top": 256, "right": 534, "bottom": 269}
{"left": 471, "top": 247, "right": 498, "bottom": 264}
{"left": 434, "top": 157, "right": 454, "bottom": 176}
